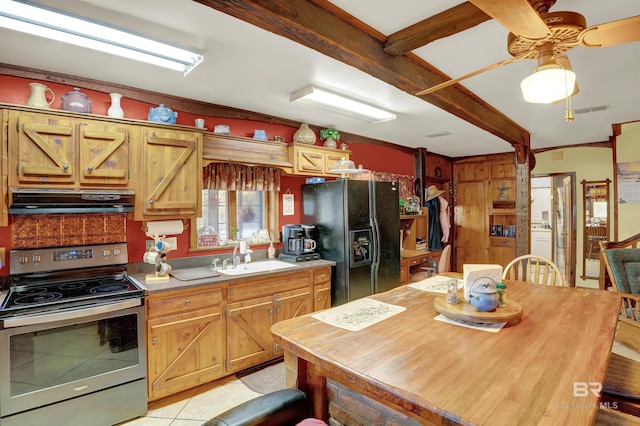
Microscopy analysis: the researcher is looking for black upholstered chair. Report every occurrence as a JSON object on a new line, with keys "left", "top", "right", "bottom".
{"left": 203, "top": 389, "right": 314, "bottom": 426}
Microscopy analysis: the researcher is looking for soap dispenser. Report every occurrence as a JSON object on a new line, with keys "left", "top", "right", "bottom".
{"left": 268, "top": 242, "right": 276, "bottom": 259}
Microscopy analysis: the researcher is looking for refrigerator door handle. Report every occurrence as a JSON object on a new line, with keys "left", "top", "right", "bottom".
{"left": 370, "top": 182, "right": 381, "bottom": 290}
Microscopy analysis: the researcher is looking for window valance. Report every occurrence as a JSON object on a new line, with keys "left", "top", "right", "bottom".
{"left": 203, "top": 163, "right": 281, "bottom": 191}
{"left": 354, "top": 171, "right": 416, "bottom": 201}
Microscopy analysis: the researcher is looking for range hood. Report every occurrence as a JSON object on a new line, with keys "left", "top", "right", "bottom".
{"left": 8, "top": 188, "right": 135, "bottom": 214}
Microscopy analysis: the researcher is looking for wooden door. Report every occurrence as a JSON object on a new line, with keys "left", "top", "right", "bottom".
{"left": 12, "top": 112, "right": 75, "bottom": 185}
{"left": 137, "top": 127, "right": 201, "bottom": 219}
{"left": 226, "top": 296, "right": 273, "bottom": 373}
{"left": 453, "top": 181, "right": 488, "bottom": 269}
{"left": 274, "top": 288, "right": 312, "bottom": 355}
{"left": 147, "top": 307, "right": 225, "bottom": 401}
{"left": 78, "top": 120, "right": 129, "bottom": 186}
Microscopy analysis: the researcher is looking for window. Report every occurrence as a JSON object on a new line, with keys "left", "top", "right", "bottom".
{"left": 192, "top": 163, "right": 281, "bottom": 250}
{"left": 192, "top": 189, "right": 277, "bottom": 249}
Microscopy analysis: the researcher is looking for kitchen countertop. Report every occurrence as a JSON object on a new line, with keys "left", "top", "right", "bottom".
{"left": 131, "top": 259, "right": 335, "bottom": 294}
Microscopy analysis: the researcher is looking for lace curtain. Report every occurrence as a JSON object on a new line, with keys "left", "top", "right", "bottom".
{"left": 203, "top": 163, "right": 281, "bottom": 191}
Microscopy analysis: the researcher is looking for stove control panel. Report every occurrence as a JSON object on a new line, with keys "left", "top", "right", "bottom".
{"left": 10, "top": 243, "right": 128, "bottom": 273}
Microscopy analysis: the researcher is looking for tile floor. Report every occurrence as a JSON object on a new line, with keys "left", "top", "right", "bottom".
{"left": 122, "top": 374, "right": 264, "bottom": 425}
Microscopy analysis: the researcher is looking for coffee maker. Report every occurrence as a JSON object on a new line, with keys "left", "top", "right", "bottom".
{"left": 279, "top": 224, "right": 321, "bottom": 262}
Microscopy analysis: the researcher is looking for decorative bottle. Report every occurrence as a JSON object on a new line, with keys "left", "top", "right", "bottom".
{"left": 496, "top": 282, "right": 507, "bottom": 307}
{"left": 107, "top": 93, "right": 124, "bottom": 118}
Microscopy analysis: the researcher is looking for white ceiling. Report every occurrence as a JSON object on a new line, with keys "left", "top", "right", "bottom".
{"left": 1, "top": 0, "right": 639, "bottom": 157}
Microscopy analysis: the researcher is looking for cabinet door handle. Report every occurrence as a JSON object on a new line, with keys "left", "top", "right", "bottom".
{"left": 269, "top": 310, "right": 273, "bottom": 315}
{"left": 152, "top": 337, "right": 158, "bottom": 345}
{"left": 63, "top": 164, "right": 69, "bottom": 170}
{"left": 276, "top": 308, "right": 281, "bottom": 313}
{"left": 185, "top": 299, "right": 191, "bottom": 305}
{"left": 87, "top": 166, "right": 93, "bottom": 172}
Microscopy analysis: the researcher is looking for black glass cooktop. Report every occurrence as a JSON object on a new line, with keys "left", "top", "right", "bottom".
{"left": 1, "top": 274, "right": 143, "bottom": 315}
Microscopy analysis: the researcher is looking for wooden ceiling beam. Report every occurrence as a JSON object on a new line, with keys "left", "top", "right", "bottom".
{"left": 196, "top": 0, "right": 530, "bottom": 152}
{"left": 384, "top": 2, "right": 491, "bottom": 56}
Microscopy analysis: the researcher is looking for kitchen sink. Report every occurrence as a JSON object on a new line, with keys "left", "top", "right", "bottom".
{"left": 217, "top": 260, "right": 299, "bottom": 275}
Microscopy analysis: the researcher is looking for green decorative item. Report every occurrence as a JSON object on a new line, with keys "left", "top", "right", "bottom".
{"left": 320, "top": 128, "right": 340, "bottom": 148}
{"left": 320, "top": 128, "right": 340, "bottom": 141}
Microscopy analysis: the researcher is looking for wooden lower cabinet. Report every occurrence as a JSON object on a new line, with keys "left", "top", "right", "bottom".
{"left": 226, "top": 286, "right": 312, "bottom": 372}
{"left": 313, "top": 267, "right": 331, "bottom": 310}
{"left": 145, "top": 266, "right": 331, "bottom": 401}
{"left": 226, "top": 295, "right": 275, "bottom": 372}
{"left": 146, "top": 287, "right": 225, "bottom": 401}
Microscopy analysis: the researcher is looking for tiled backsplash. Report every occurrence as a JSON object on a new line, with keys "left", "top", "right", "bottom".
{"left": 11, "top": 214, "right": 127, "bottom": 249}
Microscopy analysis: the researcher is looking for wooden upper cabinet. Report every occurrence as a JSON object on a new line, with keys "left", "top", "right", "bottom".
{"left": 490, "top": 162, "right": 516, "bottom": 180}
{"left": 454, "top": 160, "right": 488, "bottom": 182}
{"left": 290, "top": 143, "right": 349, "bottom": 176}
{"left": 11, "top": 112, "right": 75, "bottom": 185}
{"left": 9, "top": 111, "right": 130, "bottom": 187}
{"left": 78, "top": 121, "right": 129, "bottom": 185}
{"left": 134, "top": 127, "right": 202, "bottom": 220}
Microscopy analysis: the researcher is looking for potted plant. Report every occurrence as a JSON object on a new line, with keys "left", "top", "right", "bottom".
{"left": 319, "top": 128, "right": 340, "bottom": 148}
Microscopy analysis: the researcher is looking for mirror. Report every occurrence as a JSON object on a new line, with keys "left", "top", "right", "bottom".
{"left": 581, "top": 179, "right": 610, "bottom": 280}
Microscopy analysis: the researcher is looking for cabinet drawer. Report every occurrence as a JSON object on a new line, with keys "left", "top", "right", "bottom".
{"left": 409, "top": 255, "right": 431, "bottom": 266}
{"left": 313, "top": 267, "right": 331, "bottom": 284}
{"left": 490, "top": 237, "right": 515, "bottom": 248}
{"left": 228, "top": 271, "right": 312, "bottom": 301}
{"left": 147, "top": 287, "right": 223, "bottom": 318}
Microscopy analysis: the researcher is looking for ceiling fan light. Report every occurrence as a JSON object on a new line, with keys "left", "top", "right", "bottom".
{"left": 521, "top": 64, "right": 576, "bottom": 104}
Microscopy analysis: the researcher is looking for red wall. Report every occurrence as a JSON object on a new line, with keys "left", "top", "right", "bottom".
{"left": 0, "top": 75, "right": 414, "bottom": 273}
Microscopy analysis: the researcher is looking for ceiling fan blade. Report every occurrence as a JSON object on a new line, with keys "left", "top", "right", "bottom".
{"left": 469, "top": 0, "right": 551, "bottom": 40}
{"left": 580, "top": 15, "right": 640, "bottom": 48}
{"left": 416, "top": 53, "right": 531, "bottom": 96}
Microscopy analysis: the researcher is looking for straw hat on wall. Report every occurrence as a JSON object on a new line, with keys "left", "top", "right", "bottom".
{"left": 425, "top": 185, "right": 446, "bottom": 202}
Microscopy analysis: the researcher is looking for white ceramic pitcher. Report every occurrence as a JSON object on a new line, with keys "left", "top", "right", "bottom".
{"left": 26, "top": 82, "right": 55, "bottom": 108}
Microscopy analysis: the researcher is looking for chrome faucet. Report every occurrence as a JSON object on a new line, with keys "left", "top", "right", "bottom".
{"left": 222, "top": 258, "right": 229, "bottom": 270}
{"left": 232, "top": 241, "right": 241, "bottom": 268}
{"left": 211, "top": 258, "right": 220, "bottom": 271}
{"left": 233, "top": 240, "right": 252, "bottom": 268}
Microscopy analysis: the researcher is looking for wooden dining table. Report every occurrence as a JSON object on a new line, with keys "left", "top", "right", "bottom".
{"left": 271, "top": 275, "right": 621, "bottom": 425}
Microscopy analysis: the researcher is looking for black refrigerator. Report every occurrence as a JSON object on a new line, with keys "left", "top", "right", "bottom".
{"left": 302, "top": 179, "right": 400, "bottom": 306}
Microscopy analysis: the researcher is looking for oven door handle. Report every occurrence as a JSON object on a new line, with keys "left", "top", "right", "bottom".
{"left": 2, "top": 299, "right": 143, "bottom": 328}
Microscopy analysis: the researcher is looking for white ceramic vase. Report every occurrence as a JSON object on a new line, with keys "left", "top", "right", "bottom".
{"left": 323, "top": 138, "right": 337, "bottom": 149}
{"left": 107, "top": 93, "right": 124, "bottom": 118}
{"left": 293, "top": 123, "right": 316, "bottom": 144}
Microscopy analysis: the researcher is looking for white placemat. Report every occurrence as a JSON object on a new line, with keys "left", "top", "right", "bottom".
{"left": 408, "top": 275, "right": 464, "bottom": 294}
{"left": 434, "top": 314, "right": 506, "bottom": 332}
{"left": 311, "top": 298, "right": 406, "bottom": 331}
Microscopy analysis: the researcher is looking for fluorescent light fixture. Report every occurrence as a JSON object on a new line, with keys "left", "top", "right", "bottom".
{"left": 0, "top": 0, "right": 203, "bottom": 75}
{"left": 290, "top": 86, "right": 396, "bottom": 123}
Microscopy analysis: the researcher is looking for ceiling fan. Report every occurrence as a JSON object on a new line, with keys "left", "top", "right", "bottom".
{"left": 416, "top": 0, "right": 640, "bottom": 104}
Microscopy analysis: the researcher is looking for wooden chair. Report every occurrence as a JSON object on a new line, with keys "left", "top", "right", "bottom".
{"left": 601, "top": 248, "right": 640, "bottom": 352}
{"left": 599, "top": 247, "right": 640, "bottom": 420}
{"left": 501, "top": 254, "right": 566, "bottom": 286}
{"left": 409, "top": 245, "right": 451, "bottom": 282}
{"left": 586, "top": 223, "right": 608, "bottom": 259}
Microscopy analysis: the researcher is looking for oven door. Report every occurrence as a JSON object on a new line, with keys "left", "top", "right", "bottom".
{"left": 0, "top": 299, "right": 145, "bottom": 419}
